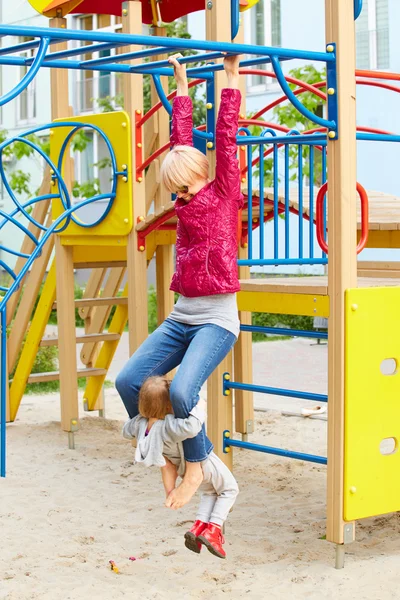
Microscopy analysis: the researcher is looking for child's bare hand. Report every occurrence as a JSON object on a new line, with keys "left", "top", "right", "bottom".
{"left": 168, "top": 53, "right": 187, "bottom": 86}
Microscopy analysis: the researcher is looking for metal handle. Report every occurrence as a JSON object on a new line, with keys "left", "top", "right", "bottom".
{"left": 316, "top": 181, "right": 369, "bottom": 255}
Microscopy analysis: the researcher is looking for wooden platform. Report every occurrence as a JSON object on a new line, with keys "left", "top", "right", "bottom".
{"left": 238, "top": 276, "right": 400, "bottom": 318}
{"left": 136, "top": 188, "right": 400, "bottom": 234}
{"left": 244, "top": 188, "right": 400, "bottom": 232}
{"left": 239, "top": 276, "right": 400, "bottom": 296}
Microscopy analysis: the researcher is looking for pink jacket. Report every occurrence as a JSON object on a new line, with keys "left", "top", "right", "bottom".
{"left": 169, "top": 89, "right": 243, "bottom": 298}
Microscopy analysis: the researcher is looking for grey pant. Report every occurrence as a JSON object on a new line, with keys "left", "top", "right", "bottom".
{"left": 196, "top": 452, "right": 239, "bottom": 526}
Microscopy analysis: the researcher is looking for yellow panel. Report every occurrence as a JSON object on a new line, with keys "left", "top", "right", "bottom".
{"left": 237, "top": 291, "right": 329, "bottom": 317}
{"left": 344, "top": 285, "right": 400, "bottom": 521}
{"left": 51, "top": 111, "right": 132, "bottom": 241}
{"left": 28, "top": 0, "right": 83, "bottom": 17}
{"left": 73, "top": 245, "right": 127, "bottom": 264}
{"left": 361, "top": 230, "right": 400, "bottom": 249}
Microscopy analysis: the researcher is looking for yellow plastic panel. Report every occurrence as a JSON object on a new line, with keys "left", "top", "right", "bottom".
{"left": 344, "top": 286, "right": 400, "bottom": 521}
{"left": 237, "top": 291, "right": 329, "bottom": 317}
{"left": 51, "top": 111, "right": 132, "bottom": 242}
{"left": 28, "top": 0, "right": 84, "bottom": 17}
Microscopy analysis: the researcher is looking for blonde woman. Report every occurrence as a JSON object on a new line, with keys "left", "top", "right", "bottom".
{"left": 116, "top": 53, "right": 243, "bottom": 525}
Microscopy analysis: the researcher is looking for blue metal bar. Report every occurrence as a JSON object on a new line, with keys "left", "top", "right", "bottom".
{"left": 240, "top": 325, "right": 327, "bottom": 340}
{"left": 206, "top": 75, "right": 215, "bottom": 150}
{"left": 284, "top": 145, "right": 289, "bottom": 259}
{"left": 0, "top": 246, "right": 30, "bottom": 259}
{"left": 354, "top": 0, "right": 363, "bottom": 20}
{"left": 0, "top": 260, "right": 17, "bottom": 281}
{"left": 225, "top": 380, "right": 328, "bottom": 402}
{"left": 259, "top": 145, "right": 264, "bottom": 260}
{"left": 270, "top": 56, "right": 336, "bottom": 130}
{"left": 238, "top": 133, "right": 327, "bottom": 146}
{"left": 238, "top": 257, "right": 327, "bottom": 266}
{"left": 326, "top": 43, "right": 338, "bottom": 138}
{"left": 309, "top": 145, "right": 314, "bottom": 259}
{"left": 273, "top": 142, "right": 279, "bottom": 259}
{"left": 47, "top": 42, "right": 127, "bottom": 61}
{"left": 0, "top": 208, "right": 39, "bottom": 246}
{"left": 134, "top": 51, "right": 226, "bottom": 72}
{"left": 231, "top": 0, "right": 240, "bottom": 39}
{"left": 0, "top": 24, "right": 335, "bottom": 63}
{"left": 247, "top": 143, "right": 253, "bottom": 260}
{"left": 224, "top": 435, "right": 327, "bottom": 465}
{"left": 1, "top": 308, "right": 6, "bottom": 476}
{"left": 152, "top": 74, "right": 212, "bottom": 142}
{"left": 298, "top": 145, "right": 303, "bottom": 259}
{"left": 357, "top": 133, "right": 400, "bottom": 143}
{"left": 0, "top": 36, "right": 50, "bottom": 107}
{"left": 0, "top": 195, "right": 58, "bottom": 232}
{"left": 82, "top": 45, "right": 182, "bottom": 67}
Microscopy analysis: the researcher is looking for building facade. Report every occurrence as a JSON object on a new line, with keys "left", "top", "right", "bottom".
{"left": 0, "top": 0, "right": 398, "bottom": 273}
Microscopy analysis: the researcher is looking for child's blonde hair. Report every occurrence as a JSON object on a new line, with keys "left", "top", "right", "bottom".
{"left": 138, "top": 376, "right": 173, "bottom": 420}
{"left": 160, "top": 145, "right": 209, "bottom": 192}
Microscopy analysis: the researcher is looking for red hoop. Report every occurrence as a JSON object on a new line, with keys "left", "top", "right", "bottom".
{"left": 316, "top": 182, "right": 369, "bottom": 254}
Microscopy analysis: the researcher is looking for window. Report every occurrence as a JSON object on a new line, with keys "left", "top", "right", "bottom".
{"left": 18, "top": 37, "right": 36, "bottom": 123}
{"left": 245, "top": 0, "right": 281, "bottom": 92}
{"left": 356, "top": 0, "right": 389, "bottom": 70}
{"left": 74, "top": 14, "right": 123, "bottom": 114}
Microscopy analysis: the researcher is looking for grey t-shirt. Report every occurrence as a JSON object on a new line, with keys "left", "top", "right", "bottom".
{"left": 168, "top": 293, "right": 240, "bottom": 338}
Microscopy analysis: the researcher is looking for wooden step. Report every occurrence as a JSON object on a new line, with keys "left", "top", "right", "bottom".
{"left": 52, "top": 296, "right": 128, "bottom": 310}
{"left": 25, "top": 367, "right": 108, "bottom": 384}
{"left": 40, "top": 332, "right": 121, "bottom": 347}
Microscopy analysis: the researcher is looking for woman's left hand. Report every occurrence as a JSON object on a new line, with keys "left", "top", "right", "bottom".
{"left": 223, "top": 54, "right": 240, "bottom": 78}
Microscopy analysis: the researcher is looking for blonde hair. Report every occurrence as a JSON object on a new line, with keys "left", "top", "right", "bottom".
{"left": 138, "top": 376, "right": 173, "bottom": 420}
{"left": 160, "top": 145, "right": 209, "bottom": 192}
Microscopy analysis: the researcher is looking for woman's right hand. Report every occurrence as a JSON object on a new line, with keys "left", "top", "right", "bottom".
{"left": 168, "top": 53, "right": 188, "bottom": 96}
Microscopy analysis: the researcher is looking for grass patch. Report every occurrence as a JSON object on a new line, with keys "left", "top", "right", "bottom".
{"left": 25, "top": 378, "right": 114, "bottom": 395}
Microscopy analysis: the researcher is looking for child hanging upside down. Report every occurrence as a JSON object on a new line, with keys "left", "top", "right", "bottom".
{"left": 116, "top": 52, "right": 243, "bottom": 512}
{"left": 123, "top": 376, "right": 239, "bottom": 559}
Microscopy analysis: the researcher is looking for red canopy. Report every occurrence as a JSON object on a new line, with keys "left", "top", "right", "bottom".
{"left": 69, "top": 0, "right": 205, "bottom": 24}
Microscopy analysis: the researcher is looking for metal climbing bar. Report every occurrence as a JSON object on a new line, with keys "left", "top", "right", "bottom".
{"left": 224, "top": 378, "right": 328, "bottom": 403}
{"left": 1, "top": 308, "right": 6, "bottom": 477}
{"left": 240, "top": 325, "right": 328, "bottom": 340}
{"left": 223, "top": 433, "right": 327, "bottom": 465}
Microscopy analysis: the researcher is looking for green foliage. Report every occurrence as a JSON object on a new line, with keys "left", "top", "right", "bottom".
{"left": 9, "top": 170, "right": 31, "bottom": 196}
{"left": 273, "top": 64, "right": 326, "bottom": 186}
{"left": 251, "top": 311, "right": 314, "bottom": 342}
{"left": 148, "top": 285, "right": 158, "bottom": 334}
{"left": 72, "top": 178, "right": 101, "bottom": 200}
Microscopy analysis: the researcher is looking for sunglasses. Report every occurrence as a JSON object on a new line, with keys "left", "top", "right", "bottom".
{"left": 176, "top": 185, "right": 189, "bottom": 194}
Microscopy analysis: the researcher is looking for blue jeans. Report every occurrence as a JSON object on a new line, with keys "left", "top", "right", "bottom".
{"left": 115, "top": 318, "right": 236, "bottom": 462}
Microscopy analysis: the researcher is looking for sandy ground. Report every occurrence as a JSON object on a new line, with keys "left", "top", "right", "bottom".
{"left": 1, "top": 337, "right": 400, "bottom": 600}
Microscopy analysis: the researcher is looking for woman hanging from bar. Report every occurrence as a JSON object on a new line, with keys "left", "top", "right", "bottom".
{"left": 116, "top": 51, "right": 243, "bottom": 511}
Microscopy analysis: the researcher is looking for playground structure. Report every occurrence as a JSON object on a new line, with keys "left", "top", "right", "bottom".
{"left": 0, "top": 0, "right": 400, "bottom": 569}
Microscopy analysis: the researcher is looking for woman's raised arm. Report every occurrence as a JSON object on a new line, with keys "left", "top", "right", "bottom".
{"left": 169, "top": 53, "right": 193, "bottom": 148}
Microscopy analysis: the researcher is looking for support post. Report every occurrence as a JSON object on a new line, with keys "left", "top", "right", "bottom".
{"left": 123, "top": 1, "right": 148, "bottom": 354}
{"left": 205, "top": 0, "right": 235, "bottom": 466}
{"left": 49, "top": 17, "right": 77, "bottom": 437}
{"left": 232, "top": 26, "right": 253, "bottom": 439}
{"left": 325, "top": 0, "right": 357, "bottom": 546}
{"left": 150, "top": 27, "right": 175, "bottom": 325}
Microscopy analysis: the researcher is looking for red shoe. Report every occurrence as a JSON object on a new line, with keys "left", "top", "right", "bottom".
{"left": 184, "top": 520, "right": 207, "bottom": 554}
{"left": 197, "top": 523, "right": 226, "bottom": 559}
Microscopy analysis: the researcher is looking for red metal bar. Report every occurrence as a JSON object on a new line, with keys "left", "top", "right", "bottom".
{"left": 316, "top": 182, "right": 369, "bottom": 255}
{"left": 137, "top": 78, "right": 206, "bottom": 127}
{"left": 135, "top": 109, "right": 144, "bottom": 182}
{"left": 137, "top": 209, "right": 176, "bottom": 250}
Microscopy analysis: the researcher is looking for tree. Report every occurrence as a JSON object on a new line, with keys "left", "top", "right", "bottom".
{"left": 250, "top": 64, "right": 326, "bottom": 188}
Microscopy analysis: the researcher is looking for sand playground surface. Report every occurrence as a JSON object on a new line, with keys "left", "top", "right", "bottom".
{"left": 1, "top": 338, "right": 400, "bottom": 600}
